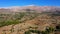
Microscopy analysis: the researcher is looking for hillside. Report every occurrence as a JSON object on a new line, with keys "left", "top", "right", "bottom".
{"left": 0, "top": 6, "right": 60, "bottom": 34}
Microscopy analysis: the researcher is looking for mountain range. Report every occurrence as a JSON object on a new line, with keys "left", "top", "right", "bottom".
{"left": 0, "top": 5, "right": 60, "bottom": 13}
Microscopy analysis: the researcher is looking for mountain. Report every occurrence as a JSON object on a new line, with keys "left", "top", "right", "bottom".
{"left": 0, "top": 5, "right": 60, "bottom": 13}
{"left": 0, "top": 5, "right": 60, "bottom": 34}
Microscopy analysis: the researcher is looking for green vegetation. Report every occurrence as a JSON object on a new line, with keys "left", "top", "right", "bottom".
{"left": 14, "top": 12, "right": 26, "bottom": 20}
{"left": 46, "top": 27, "right": 54, "bottom": 33}
{"left": 0, "top": 11, "right": 60, "bottom": 34}
{"left": 0, "top": 12, "right": 40, "bottom": 27}
{"left": 41, "top": 27, "right": 54, "bottom": 34}
{"left": 25, "top": 27, "right": 55, "bottom": 34}
{"left": 25, "top": 30, "right": 41, "bottom": 34}
{"left": 0, "top": 20, "right": 20, "bottom": 27}
{"left": 25, "top": 31, "right": 31, "bottom": 34}
{"left": 0, "top": 11, "right": 60, "bottom": 27}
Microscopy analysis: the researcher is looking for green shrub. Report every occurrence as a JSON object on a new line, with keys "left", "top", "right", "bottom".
{"left": 46, "top": 27, "right": 54, "bottom": 33}
{"left": 41, "top": 31, "right": 49, "bottom": 34}
{"left": 25, "top": 30, "right": 41, "bottom": 34}
{"left": 25, "top": 31, "right": 31, "bottom": 34}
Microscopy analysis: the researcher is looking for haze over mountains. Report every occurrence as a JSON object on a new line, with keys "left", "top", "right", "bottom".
{"left": 0, "top": 5, "right": 60, "bottom": 13}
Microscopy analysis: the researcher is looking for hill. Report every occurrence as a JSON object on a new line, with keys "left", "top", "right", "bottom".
{"left": 0, "top": 6, "right": 60, "bottom": 34}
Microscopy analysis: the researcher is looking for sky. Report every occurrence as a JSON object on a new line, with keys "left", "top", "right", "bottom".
{"left": 0, "top": 0, "right": 60, "bottom": 7}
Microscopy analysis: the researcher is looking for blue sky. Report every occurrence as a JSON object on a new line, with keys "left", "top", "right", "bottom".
{"left": 0, "top": 0, "right": 60, "bottom": 7}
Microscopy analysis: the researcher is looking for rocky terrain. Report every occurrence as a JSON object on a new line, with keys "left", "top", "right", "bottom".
{"left": 0, "top": 6, "right": 60, "bottom": 34}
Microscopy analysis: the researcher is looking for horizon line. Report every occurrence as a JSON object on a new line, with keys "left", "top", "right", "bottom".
{"left": 0, "top": 5, "right": 60, "bottom": 8}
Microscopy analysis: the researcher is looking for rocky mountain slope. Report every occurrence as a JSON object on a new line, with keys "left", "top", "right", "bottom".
{"left": 0, "top": 5, "right": 60, "bottom": 34}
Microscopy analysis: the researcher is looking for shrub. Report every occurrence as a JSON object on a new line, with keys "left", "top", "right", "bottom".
{"left": 24, "top": 30, "right": 41, "bottom": 34}
{"left": 46, "top": 27, "right": 54, "bottom": 33}
{"left": 25, "top": 31, "right": 31, "bottom": 34}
